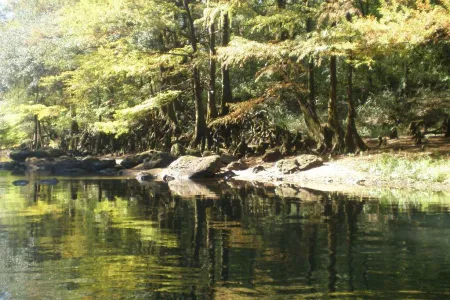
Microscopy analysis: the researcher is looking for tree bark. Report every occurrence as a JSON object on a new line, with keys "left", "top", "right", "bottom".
{"left": 208, "top": 21, "right": 218, "bottom": 121}
{"left": 297, "top": 95, "right": 325, "bottom": 149}
{"left": 327, "top": 55, "right": 344, "bottom": 152}
{"left": 183, "top": 0, "right": 207, "bottom": 149}
{"left": 344, "top": 61, "right": 367, "bottom": 153}
{"left": 306, "top": 4, "right": 316, "bottom": 110}
{"left": 220, "top": 12, "right": 232, "bottom": 116}
{"left": 33, "top": 83, "right": 41, "bottom": 150}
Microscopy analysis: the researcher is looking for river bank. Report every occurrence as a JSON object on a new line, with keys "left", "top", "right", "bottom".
{"left": 2, "top": 136, "right": 449, "bottom": 193}
{"left": 133, "top": 135, "right": 450, "bottom": 193}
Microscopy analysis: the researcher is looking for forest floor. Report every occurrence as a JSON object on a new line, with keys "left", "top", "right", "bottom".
{"left": 232, "top": 135, "right": 450, "bottom": 193}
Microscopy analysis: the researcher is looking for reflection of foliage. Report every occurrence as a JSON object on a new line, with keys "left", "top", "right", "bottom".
{"left": 1, "top": 178, "right": 450, "bottom": 298}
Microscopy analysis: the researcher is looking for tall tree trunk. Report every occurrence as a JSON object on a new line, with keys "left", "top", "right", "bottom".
{"left": 297, "top": 95, "right": 325, "bottom": 149}
{"left": 208, "top": 21, "right": 218, "bottom": 121}
{"left": 276, "top": 0, "right": 288, "bottom": 40}
{"left": 33, "top": 115, "right": 41, "bottom": 150}
{"left": 344, "top": 60, "right": 367, "bottom": 153}
{"left": 33, "top": 83, "right": 41, "bottom": 150}
{"left": 327, "top": 55, "right": 344, "bottom": 152}
{"left": 306, "top": 2, "right": 316, "bottom": 110}
{"left": 220, "top": 12, "right": 232, "bottom": 116}
{"left": 183, "top": 0, "right": 207, "bottom": 149}
{"left": 70, "top": 106, "right": 79, "bottom": 151}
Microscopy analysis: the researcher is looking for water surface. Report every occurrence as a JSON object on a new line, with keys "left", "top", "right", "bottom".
{"left": 0, "top": 173, "right": 449, "bottom": 299}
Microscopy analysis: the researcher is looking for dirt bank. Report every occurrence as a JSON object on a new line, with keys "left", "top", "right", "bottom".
{"left": 232, "top": 136, "right": 450, "bottom": 193}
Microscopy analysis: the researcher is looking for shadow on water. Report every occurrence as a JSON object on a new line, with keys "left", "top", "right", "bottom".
{"left": 0, "top": 174, "right": 450, "bottom": 299}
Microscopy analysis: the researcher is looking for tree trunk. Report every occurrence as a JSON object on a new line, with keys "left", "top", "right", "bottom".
{"left": 208, "top": 21, "right": 218, "bottom": 121}
{"left": 327, "top": 55, "right": 344, "bottom": 152}
{"left": 297, "top": 95, "right": 325, "bottom": 149}
{"left": 183, "top": 0, "right": 207, "bottom": 149}
{"left": 220, "top": 12, "right": 232, "bottom": 116}
{"left": 306, "top": 5, "right": 316, "bottom": 110}
{"left": 33, "top": 83, "right": 42, "bottom": 150}
{"left": 193, "top": 67, "right": 207, "bottom": 149}
{"left": 344, "top": 61, "right": 367, "bottom": 153}
{"left": 166, "top": 101, "right": 178, "bottom": 128}
{"left": 33, "top": 115, "right": 41, "bottom": 150}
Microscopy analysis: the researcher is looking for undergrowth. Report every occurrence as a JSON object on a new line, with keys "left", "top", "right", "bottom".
{"left": 362, "top": 154, "right": 450, "bottom": 183}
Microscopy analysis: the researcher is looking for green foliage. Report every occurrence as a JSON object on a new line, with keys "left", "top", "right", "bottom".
{"left": 0, "top": 0, "right": 449, "bottom": 152}
{"left": 362, "top": 154, "right": 450, "bottom": 183}
{"left": 118, "top": 90, "right": 182, "bottom": 118}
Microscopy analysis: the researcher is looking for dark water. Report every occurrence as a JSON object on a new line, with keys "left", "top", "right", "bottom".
{"left": 0, "top": 172, "right": 450, "bottom": 299}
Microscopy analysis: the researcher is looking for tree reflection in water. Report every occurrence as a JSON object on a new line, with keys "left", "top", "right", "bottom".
{"left": 0, "top": 177, "right": 449, "bottom": 299}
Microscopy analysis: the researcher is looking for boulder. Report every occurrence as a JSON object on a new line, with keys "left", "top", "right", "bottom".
{"left": 81, "top": 157, "right": 116, "bottom": 172}
{"left": 295, "top": 154, "right": 323, "bottom": 171}
{"left": 252, "top": 165, "right": 265, "bottom": 173}
{"left": 25, "top": 157, "right": 55, "bottom": 171}
{"left": 275, "top": 155, "right": 323, "bottom": 174}
{"left": 120, "top": 153, "right": 150, "bottom": 168}
{"left": 226, "top": 160, "right": 247, "bottom": 171}
{"left": 9, "top": 150, "right": 34, "bottom": 162}
{"left": 262, "top": 148, "right": 282, "bottom": 162}
{"left": 143, "top": 152, "right": 177, "bottom": 169}
{"left": 170, "top": 143, "right": 185, "bottom": 157}
{"left": 0, "top": 161, "right": 23, "bottom": 170}
{"left": 9, "top": 148, "right": 66, "bottom": 162}
{"left": 52, "top": 156, "right": 83, "bottom": 171}
{"left": 276, "top": 159, "right": 299, "bottom": 174}
{"left": 202, "top": 150, "right": 215, "bottom": 157}
{"left": 185, "top": 148, "right": 202, "bottom": 157}
{"left": 220, "top": 154, "right": 238, "bottom": 166}
{"left": 165, "top": 155, "right": 222, "bottom": 179}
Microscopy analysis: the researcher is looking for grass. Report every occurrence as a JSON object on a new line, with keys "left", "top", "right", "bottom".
{"left": 362, "top": 153, "right": 450, "bottom": 183}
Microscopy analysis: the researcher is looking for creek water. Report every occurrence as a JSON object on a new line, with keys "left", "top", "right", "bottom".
{"left": 0, "top": 172, "right": 449, "bottom": 299}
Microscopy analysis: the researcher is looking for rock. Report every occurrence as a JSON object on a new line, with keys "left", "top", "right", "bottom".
{"left": 226, "top": 160, "right": 247, "bottom": 171}
{"left": 12, "top": 180, "right": 29, "bottom": 186}
{"left": 136, "top": 171, "right": 155, "bottom": 182}
{"left": 202, "top": 150, "right": 215, "bottom": 157}
{"left": 143, "top": 152, "right": 177, "bottom": 169}
{"left": 252, "top": 165, "right": 265, "bottom": 173}
{"left": 46, "top": 148, "right": 66, "bottom": 158}
{"left": 37, "top": 178, "right": 59, "bottom": 185}
{"left": 9, "top": 150, "right": 34, "bottom": 162}
{"left": 81, "top": 157, "right": 116, "bottom": 172}
{"left": 9, "top": 148, "right": 66, "bottom": 162}
{"left": 185, "top": 148, "right": 202, "bottom": 157}
{"left": 276, "top": 159, "right": 299, "bottom": 174}
{"left": 295, "top": 154, "right": 323, "bottom": 171}
{"left": 120, "top": 153, "right": 150, "bottom": 168}
{"left": 165, "top": 155, "right": 222, "bottom": 179}
{"left": 25, "top": 157, "right": 55, "bottom": 171}
{"left": 170, "top": 143, "right": 185, "bottom": 157}
{"left": 0, "top": 161, "right": 22, "bottom": 170}
{"left": 262, "top": 148, "right": 282, "bottom": 162}
{"left": 220, "top": 154, "right": 238, "bottom": 166}
{"left": 52, "top": 157, "right": 83, "bottom": 171}
{"left": 163, "top": 175, "right": 175, "bottom": 182}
